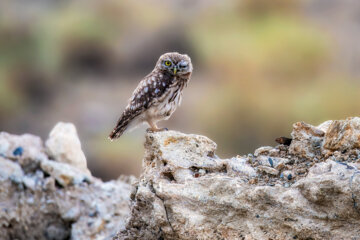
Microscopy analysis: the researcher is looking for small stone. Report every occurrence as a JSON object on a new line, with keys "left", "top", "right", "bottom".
{"left": 258, "top": 165, "right": 279, "bottom": 175}
{"left": 45, "top": 122, "right": 89, "bottom": 174}
{"left": 257, "top": 156, "right": 289, "bottom": 169}
{"left": 228, "top": 157, "right": 257, "bottom": 177}
{"left": 268, "top": 157, "right": 274, "bottom": 167}
{"left": 282, "top": 170, "right": 293, "bottom": 181}
{"left": 13, "top": 147, "right": 24, "bottom": 156}
{"left": 40, "top": 158, "right": 91, "bottom": 187}
{"left": 254, "top": 146, "right": 274, "bottom": 157}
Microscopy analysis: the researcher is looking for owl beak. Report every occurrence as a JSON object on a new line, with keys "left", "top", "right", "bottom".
{"left": 173, "top": 67, "right": 177, "bottom": 74}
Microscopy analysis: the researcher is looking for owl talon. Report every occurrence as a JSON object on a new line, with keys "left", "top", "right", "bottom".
{"left": 146, "top": 127, "right": 168, "bottom": 133}
{"left": 146, "top": 128, "right": 154, "bottom": 133}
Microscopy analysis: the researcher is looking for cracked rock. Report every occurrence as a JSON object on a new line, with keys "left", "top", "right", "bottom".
{"left": 0, "top": 126, "right": 133, "bottom": 240}
{"left": 116, "top": 120, "right": 360, "bottom": 240}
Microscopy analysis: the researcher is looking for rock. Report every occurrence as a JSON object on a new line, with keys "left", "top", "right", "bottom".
{"left": 0, "top": 127, "right": 132, "bottom": 240}
{"left": 254, "top": 146, "right": 274, "bottom": 157}
{"left": 281, "top": 170, "right": 293, "bottom": 181}
{"left": 116, "top": 124, "right": 360, "bottom": 240}
{"left": 0, "top": 132, "right": 45, "bottom": 172}
{"left": 257, "top": 165, "right": 279, "bottom": 175}
{"left": 289, "top": 121, "right": 324, "bottom": 159}
{"left": 40, "top": 158, "right": 91, "bottom": 187}
{"left": 323, "top": 117, "right": 360, "bottom": 152}
{"left": 256, "top": 155, "right": 289, "bottom": 169}
{"left": 0, "top": 157, "right": 24, "bottom": 182}
{"left": 226, "top": 157, "right": 257, "bottom": 178}
{"left": 45, "top": 122, "right": 89, "bottom": 174}
{"left": 3, "top": 118, "right": 360, "bottom": 240}
{"left": 317, "top": 120, "right": 333, "bottom": 132}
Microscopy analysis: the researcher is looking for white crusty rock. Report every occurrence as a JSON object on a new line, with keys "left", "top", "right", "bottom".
{"left": 323, "top": 117, "right": 360, "bottom": 152}
{"left": 0, "top": 157, "right": 24, "bottom": 182}
{"left": 116, "top": 122, "right": 360, "bottom": 240}
{"left": 45, "top": 122, "right": 89, "bottom": 174}
{"left": 0, "top": 128, "right": 133, "bottom": 240}
{"left": 289, "top": 121, "right": 324, "bottom": 159}
{"left": 2, "top": 118, "right": 360, "bottom": 240}
{"left": 40, "top": 158, "right": 91, "bottom": 187}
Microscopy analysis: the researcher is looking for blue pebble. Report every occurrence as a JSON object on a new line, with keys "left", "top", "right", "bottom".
{"left": 280, "top": 173, "right": 284, "bottom": 178}
{"left": 13, "top": 147, "right": 24, "bottom": 156}
{"left": 287, "top": 174, "right": 292, "bottom": 181}
{"left": 268, "top": 157, "right": 274, "bottom": 168}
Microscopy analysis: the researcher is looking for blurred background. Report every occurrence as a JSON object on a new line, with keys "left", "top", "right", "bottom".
{"left": 1, "top": 0, "right": 360, "bottom": 180}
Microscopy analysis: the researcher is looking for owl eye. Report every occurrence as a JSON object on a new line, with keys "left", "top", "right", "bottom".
{"left": 164, "top": 60, "right": 172, "bottom": 66}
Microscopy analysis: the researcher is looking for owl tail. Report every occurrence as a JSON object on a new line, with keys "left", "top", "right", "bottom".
{"left": 108, "top": 111, "right": 133, "bottom": 140}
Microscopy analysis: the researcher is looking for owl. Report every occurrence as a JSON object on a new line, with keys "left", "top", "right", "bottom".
{"left": 109, "top": 52, "right": 193, "bottom": 140}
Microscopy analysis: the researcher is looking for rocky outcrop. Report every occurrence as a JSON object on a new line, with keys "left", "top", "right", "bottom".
{"left": 0, "top": 123, "right": 134, "bottom": 240}
{"left": 2, "top": 118, "right": 360, "bottom": 240}
{"left": 116, "top": 117, "right": 360, "bottom": 240}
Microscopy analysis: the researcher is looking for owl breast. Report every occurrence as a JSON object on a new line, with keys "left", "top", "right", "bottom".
{"left": 146, "top": 77, "right": 185, "bottom": 121}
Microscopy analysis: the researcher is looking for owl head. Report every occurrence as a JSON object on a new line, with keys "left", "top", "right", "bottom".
{"left": 156, "top": 52, "right": 193, "bottom": 76}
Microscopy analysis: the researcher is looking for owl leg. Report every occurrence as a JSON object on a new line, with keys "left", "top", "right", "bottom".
{"left": 146, "top": 120, "right": 168, "bottom": 132}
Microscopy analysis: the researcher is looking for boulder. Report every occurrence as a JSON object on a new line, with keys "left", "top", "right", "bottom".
{"left": 116, "top": 119, "right": 360, "bottom": 240}
{"left": 0, "top": 127, "right": 133, "bottom": 240}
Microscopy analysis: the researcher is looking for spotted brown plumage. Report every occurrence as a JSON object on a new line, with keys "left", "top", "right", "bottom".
{"left": 109, "top": 52, "right": 193, "bottom": 140}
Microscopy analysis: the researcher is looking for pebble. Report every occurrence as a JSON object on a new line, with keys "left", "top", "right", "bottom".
{"left": 282, "top": 170, "right": 293, "bottom": 181}
{"left": 268, "top": 158, "right": 274, "bottom": 168}
{"left": 13, "top": 147, "right": 24, "bottom": 156}
{"left": 258, "top": 166, "right": 279, "bottom": 175}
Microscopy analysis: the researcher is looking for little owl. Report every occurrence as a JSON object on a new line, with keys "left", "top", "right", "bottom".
{"left": 109, "top": 52, "right": 193, "bottom": 140}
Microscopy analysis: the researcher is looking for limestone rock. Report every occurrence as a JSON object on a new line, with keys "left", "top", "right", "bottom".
{"left": 40, "top": 158, "right": 91, "bottom": 187}
{"left": 0, "top": 157, "right": 24, "bottom": 182}
{"left": 45, "top": 122, "right": 89, "bottom": 173}
{"left": 0, "top": 128, "right": 132, "bottom": 240}
{"left": 2, "top": 118, "right": 360, "bottom": 240}
{"left": 116, "top": 122, "right": 360, "bottom": 240}
{"left": 323, "top": 117, "right": 360, "bottom": 152}
{"left": 289, "top": 121, "right": 324, "bottom": 159}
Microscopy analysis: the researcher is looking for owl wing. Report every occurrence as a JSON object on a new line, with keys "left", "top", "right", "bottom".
{"left": 109, "top": 71, "right": 174, "bottom": 140}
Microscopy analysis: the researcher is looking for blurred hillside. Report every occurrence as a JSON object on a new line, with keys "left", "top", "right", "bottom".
{"left": 1, "top": 0, "right": 360, "bottom": 180}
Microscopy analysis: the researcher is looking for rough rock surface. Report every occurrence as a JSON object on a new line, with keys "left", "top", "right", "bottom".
{"left": 45, "top": 122, "right": 89, "bottom": 173}
{"left": 2, "top": 118, "right": 360, "bottom": 240}
{"left": 116, "top": 117, "right": 360, "bottom": 240}
{"left": 0, "top": 125, "right": 133, "bottom": 240}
